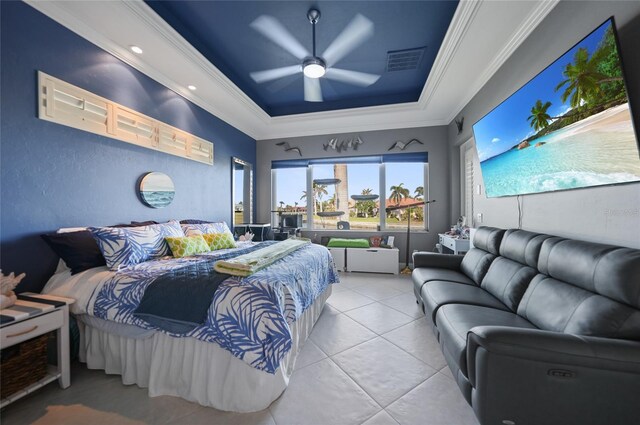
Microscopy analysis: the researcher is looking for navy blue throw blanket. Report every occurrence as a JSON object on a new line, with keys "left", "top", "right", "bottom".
{"left": 133, "top": 242, "right": 277, "bottom": 334}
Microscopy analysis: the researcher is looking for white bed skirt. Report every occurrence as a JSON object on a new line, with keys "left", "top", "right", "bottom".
{"left": 77, "top": 286, "right": 331, "bottom": 412}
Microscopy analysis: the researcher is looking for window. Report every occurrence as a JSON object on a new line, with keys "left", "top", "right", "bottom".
{"left": 309, "top": 163, "right": 380, "bottom": 230}
{"left": 385, "top": 162, "right": 426, "bottom": 231}
{"left": 460, "top": 139, "right": 475, "bottom": 226}
{"left": 272, "top": 153, "right": 428, "bottom": 232}
{"left": 271, "top": 167, "right": 308, "bottom": 228}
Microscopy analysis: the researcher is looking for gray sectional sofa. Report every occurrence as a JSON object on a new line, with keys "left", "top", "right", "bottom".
{"left": 412, "top": 226, "right": 640, "bottom": 425}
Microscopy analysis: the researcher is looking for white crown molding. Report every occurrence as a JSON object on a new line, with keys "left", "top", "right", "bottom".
{"left": 25, "top": 0, "right": 559, "bottom": 141}
{"left": 119, "top": 1, "right": 271, "bottom": 125}
{"left": 24, "top": 0, "right": 268, "bottom": 139}
{"left": 417, "top": 0, "right": 482, "bottom": 110}
{"left": 444, "top": 0, "right": 560, "bottom": 124}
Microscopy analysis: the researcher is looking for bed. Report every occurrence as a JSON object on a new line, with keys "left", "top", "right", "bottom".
{"left": 42, "top": 234, "right": 338, "bottom": 412}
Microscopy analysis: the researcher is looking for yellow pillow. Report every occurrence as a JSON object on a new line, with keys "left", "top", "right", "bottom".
{"left": 202, "top": 232, "right": 236, "bottom": 251}
{"left": 165, "top": 235, "right": 210, "bottom": 258}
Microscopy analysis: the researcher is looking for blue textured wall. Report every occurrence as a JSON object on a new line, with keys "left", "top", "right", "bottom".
{"left": 0, "top": 2, "right": 257, "bottom": 293}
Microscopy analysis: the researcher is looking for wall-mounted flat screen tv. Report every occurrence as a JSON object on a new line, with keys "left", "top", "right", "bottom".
{"left": 472, "top": 17, "right": 640, "bottom": 198}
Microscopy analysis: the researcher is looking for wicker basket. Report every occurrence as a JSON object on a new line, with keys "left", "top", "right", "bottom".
{"left": 1, "top": 332, "right": 50, "bottom": 399}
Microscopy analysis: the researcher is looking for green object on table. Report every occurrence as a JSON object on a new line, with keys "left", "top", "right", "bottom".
{"left": 327, "top": 238, "right": 370, "bottom": 248}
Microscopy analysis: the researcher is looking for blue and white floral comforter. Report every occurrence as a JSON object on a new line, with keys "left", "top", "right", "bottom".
{"left": 88, "top": 242, "right": 338, "bottom": 374}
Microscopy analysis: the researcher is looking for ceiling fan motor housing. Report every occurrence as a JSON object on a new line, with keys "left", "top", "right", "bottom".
{"left": 307, "top": 9, "right": 320, "bottom": 24}
{"left": 303, "top": 57, "right": 326, "bottom": 78}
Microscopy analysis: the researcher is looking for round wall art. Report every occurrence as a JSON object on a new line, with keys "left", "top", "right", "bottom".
{"left": 139, "top": 172, "right": 175, "bottom": 208}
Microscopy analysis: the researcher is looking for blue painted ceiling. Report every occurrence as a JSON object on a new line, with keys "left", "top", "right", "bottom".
{"left": 147, "top": 1, "right": 458, "bottom": 116}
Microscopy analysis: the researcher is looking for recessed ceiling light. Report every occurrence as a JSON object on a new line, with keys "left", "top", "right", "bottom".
{"left": 187, "top": 85, "right": 197, "bottom": 91}
{"left": 130, "top": 45, "right": 143, "bottom": 54}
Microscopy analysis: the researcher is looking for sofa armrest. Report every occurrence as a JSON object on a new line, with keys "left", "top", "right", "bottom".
{"left": 466, "top": 326, "right": 640, "bottom": 425}
{"left": 412, "top": 252, "right": 464, "bottom": 269}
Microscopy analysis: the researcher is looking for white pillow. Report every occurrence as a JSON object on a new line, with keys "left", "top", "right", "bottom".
{"left": 57, "top": 227, "right": 88, "bottom": 233}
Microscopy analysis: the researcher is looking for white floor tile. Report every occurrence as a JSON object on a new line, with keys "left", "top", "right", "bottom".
{"left": 382, "top": 319, "right": 447, "bottom": 370}
{"left": 294, "top": 339, "right": 327, "bottom": 371}
{"left": 351, "top": 282, "right": 405, "bottom": 301}
{"left": 269, "top": 359, "right": 380, "bottom": 425}
{"left": 379, "top": 292, "right": 424, "bottom": 319}
{"left": 332, "top": 338, "right": 437, "bottom": 408}
{"left": 386, "top": 374, "right": 478, "bottom": 425}
{"left": 345, "top": 303, "right": 415, "bottom": 335}
{"left": 166, "top": 406, "right": 276, "bottom": 425}
{"left": 310, "top": 310, "right": 377, "bottom": 355}
{"left": 327, "top": 289, "right": 375, "bottom": 312}
{"left": 439, "top": 366, "right": 454, "bottom": 380}
{"left": 362, "top": 410, "right": 400, "bottom": 425}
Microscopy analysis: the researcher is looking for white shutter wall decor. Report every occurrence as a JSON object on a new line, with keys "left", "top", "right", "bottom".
{"left": 38, "top": 71, "right": 214, "bottom": 165}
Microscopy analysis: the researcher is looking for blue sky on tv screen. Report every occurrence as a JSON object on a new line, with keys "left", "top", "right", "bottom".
{"left": 472, "top": 20, "right": 611, "bottom": 162}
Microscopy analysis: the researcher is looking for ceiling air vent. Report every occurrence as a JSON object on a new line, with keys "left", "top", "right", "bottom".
{"left": 386, "top": 47, "right": 426, "bottom": 72}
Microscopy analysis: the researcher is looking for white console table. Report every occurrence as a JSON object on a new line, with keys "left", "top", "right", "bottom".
{"left": 325, "top": 246, "right": 399, "bottom": 274}
{"left": 438, "top": 234, "right": 471, "bottom": 254}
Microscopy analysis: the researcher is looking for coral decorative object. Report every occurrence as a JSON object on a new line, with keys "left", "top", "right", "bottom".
{"left": 238, "top": 232, "right": 254, "bottom": 242}
{"left": 0, "top": 270, "right": 25, "bottom": 309}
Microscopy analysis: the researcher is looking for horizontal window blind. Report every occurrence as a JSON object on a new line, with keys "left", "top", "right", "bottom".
{"left": 271, "top": 152, "right": 428, "bottom": 169}
{"left": 38, "top": 71, "right": 213, "bottom": 165}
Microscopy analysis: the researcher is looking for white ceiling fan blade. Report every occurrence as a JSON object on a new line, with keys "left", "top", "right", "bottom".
{"left": 250, "top": 65, "right": 301, "bottom": 84}
{"left": 250, "top": 15, "right": 310, "bottom": 60}
{"left": 304, "top": 77, "right": 323, "bottom": 102}
{"left": 321, "top": 14, "right": 374, "bottom": 67}
{"left": 324, "top": 68, "right": 380, "bottom": 87}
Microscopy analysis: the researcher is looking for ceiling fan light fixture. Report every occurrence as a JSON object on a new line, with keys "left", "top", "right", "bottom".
{"left": 303, "top": 57, "right": 326, "bottom": 79}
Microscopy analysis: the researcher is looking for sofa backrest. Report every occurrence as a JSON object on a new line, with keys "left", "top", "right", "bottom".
{"left": 517, "top": 237, "right": 640, "bottom": 340}
{"left": 499, "top": 229, "right": 552, "bottom": 268}
{"left": 460, "top": 227, "right": 505, "bottom": 285}
{"left": 479, "top": 230, "right": 548, "bottom": 311}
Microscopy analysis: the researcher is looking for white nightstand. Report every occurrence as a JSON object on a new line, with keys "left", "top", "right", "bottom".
{"left": 438, "top": 234, "right": 471, "bottom": 254}
{"left": 0, "top": 293, "right": 74, "bottom": 407}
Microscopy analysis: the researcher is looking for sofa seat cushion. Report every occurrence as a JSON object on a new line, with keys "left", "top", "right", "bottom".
{"left": 422, "top": 281, "right": 509, "bottom": 324}
{"left": 413, "top": 268, "right": 475, "bottom": 299}
{"left": 436, "top": 304, "right": 537, "bottom": 377}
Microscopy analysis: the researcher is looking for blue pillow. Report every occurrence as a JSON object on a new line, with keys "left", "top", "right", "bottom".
{"left": 41, "top": 230, "right": 106, "bottom": 274}
{"left": 90, "top": 220, "right": 184, "bottom": 270}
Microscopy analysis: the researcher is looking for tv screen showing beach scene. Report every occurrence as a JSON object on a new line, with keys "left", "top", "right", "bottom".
{"left": 472, "top": 18, "right": 640, "bottom": 198}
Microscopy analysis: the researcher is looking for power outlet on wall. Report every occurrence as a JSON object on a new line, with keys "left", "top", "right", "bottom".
{"left": 476, "top": 213, "right": 483, "bottom": 223}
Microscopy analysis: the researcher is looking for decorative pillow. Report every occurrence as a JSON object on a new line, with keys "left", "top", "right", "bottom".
{"left": 90, "top": 220, "right": 184, "bottom": 270}
{"left": 165, "top": 235, "right": 210, "bottom": 258}
{"left": 202, "top": 232, "right": 237, "bottom": 251}
{"left": 327, "top": 238, "right": 370, "bottom": 248}
{"left": 41, "top": 231, "right": 106, "bottom": 275}
{"left": 181, "top": 222, "right": 232, "bottom": 237}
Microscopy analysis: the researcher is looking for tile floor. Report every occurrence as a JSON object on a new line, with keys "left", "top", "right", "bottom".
{"left": 0, "top": 272, "right": 478, "bottom": 425}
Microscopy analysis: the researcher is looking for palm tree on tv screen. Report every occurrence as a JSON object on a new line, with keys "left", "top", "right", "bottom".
{"left": 555, "top": 48, "right": 610, "bottom": 109}
{"left": 527, "top": 100, "right": 553, "bottom": 131}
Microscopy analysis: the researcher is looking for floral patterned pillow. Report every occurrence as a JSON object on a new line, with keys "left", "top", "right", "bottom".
{"left": 165, "top": 235, "right": 210, "bottom": 258}
{"left": 90, "top": 220, "right": 184, "bottom": 270}
{"left": 180, "top": 222, "right": 232, "bottom": 238}
{"left": 202, "top": 232, "right": 237, "bottom": 251}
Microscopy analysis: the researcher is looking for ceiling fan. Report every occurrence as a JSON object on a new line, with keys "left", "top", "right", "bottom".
{"left": 249, "top": 8, "right": 381, "bottom": 102}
